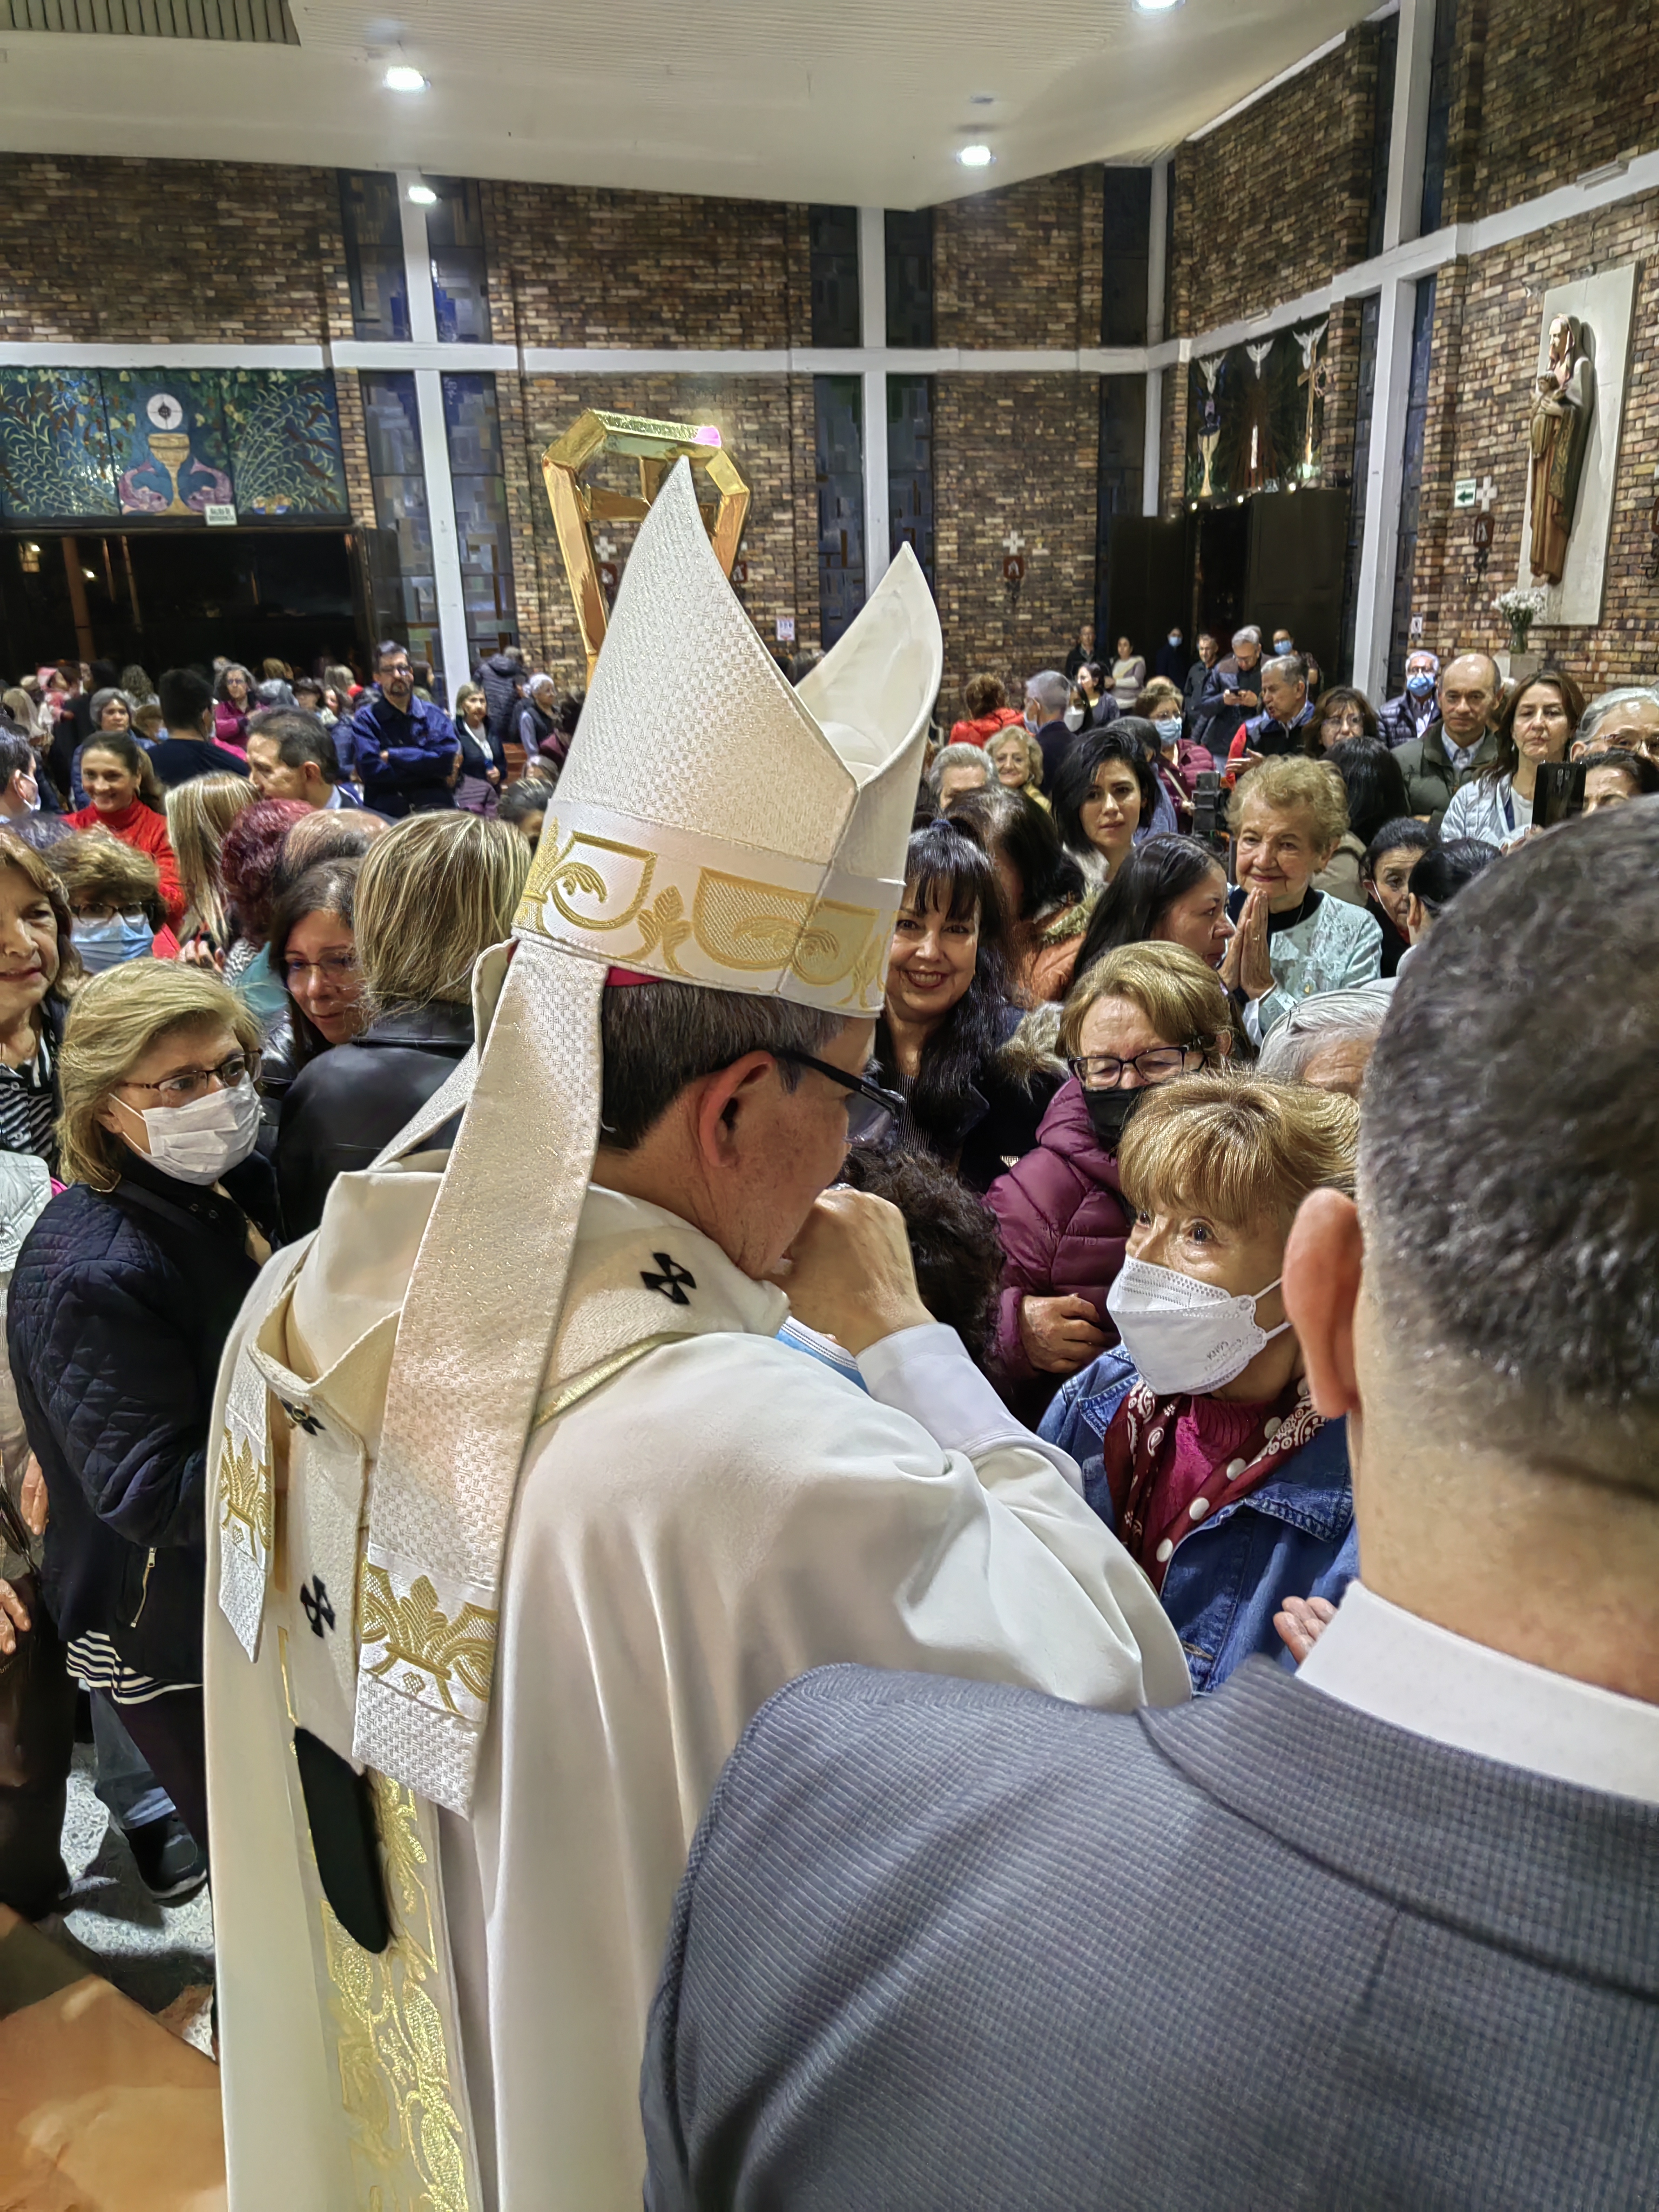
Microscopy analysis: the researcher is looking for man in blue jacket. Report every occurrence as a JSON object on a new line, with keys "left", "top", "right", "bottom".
{"left": 342, "top": 640, "right": 460, "bottom": 817}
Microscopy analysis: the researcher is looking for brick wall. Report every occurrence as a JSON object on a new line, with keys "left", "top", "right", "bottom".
{"left": 509, "top": 373, "right": 810, "bottom": 687}
{"left": 935, "top": 169, "right": 1099, "bottom": 349}
{"left": 1405, "top": 190, "right": 1659, "bottom": 686}
{"left": 0, "top": 156, "right": 348, "bottom": 346}
{"left": 1468, "top": 0, "right": 1659, "bottom": 218}
{"left": 932, "top": 375, "right": 1098, "bottom": 716}
{"left": 479, "top": 182, "right": 802, "bottom": 350}
{"left": 1170, "top": 33, "right": 1377, "bottom": 337}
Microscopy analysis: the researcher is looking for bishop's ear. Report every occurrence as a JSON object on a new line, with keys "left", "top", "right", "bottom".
{"left": 690, "top": 1051, "right": 780, "bottom": 1171}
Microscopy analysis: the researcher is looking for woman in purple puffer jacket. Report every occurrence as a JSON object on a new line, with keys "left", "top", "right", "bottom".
{"left": 987, "top": 941, "right": 1233, "bottom": 1416}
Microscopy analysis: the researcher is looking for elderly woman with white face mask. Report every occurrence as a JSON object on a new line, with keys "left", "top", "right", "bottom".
{"left": 1040, "top": 1072, "right": 1359, "bottom": 1692}
{"left": 7, "top": 963, "right": 278, "bottom": 1865}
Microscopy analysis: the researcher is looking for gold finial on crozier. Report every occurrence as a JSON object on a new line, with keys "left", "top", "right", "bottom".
{"left": 541, "top": 410, "right": 750, "bottom": 681}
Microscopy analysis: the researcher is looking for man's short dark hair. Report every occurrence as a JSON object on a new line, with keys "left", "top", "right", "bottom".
{"left": 837, "top": 1145, "right": 1004, "bottom": 1365}
{"left": 246, "top": 708, "right": 339, "bottom": 781}
{"left": 1361, "top": 800, "right": 1659, "bottom": 1480}
{"left": 498, "top": 779, "right": 551, "bottom": 826}
{"left": 375, "top": 640, "right": 409, "bottom": 670}
{"left": 159, "top": 666, "right": 213, "bottom": 728}
{"left": 0, "top": 732, "right": 34, "bottom": 788}
{"left": 599, "top": 980, "right": 845, "bottom": 1152}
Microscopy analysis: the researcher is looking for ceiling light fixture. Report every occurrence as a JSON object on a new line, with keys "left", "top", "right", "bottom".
{"left": 383, "top": 64, "right": 428, "bottom": 91}
{"left": 407, "top": 183, "right": 438, "bottom": 204}
{"left": 957, "top": 144, "right": 995, "bottom": 168}
{"left": 1133, "top": 0, "right": 1183, "bottom": 12}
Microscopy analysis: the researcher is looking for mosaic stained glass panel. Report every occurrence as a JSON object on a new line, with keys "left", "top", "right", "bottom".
{"left": 0, "top": 368, "right": 349, "bottom": 523}
{"left": 221, "top": 370, "right": 348, "bottom": 517}
{"left": 104, "top": 370, "right": 234, "bottom": 516}
{"left": 0, "top": 370, "right": 117, "bottom": 520}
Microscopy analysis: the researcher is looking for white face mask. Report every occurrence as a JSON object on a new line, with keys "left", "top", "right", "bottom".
{"left": 1106, "top": 1253, "right": 1291, "bottom": 1396}
{"left": 115, "top": 1077, "right": 262, "bottom": 1187}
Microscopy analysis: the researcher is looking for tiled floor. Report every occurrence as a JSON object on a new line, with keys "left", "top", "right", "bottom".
{"left": 42, "top": 1742, "right": 214, "bottom": 2026}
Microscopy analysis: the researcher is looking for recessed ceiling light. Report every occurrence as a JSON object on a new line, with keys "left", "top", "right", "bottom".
{"left": 1133, "top": 0, "right": 1183, "bottom": 12}
{"left": 383, "top": 64, "right": 428, "bottom": 91}
{"left": 407, "top": 183, "right": 438, "bottom": 204}
{"left": 957, "top": 144, "right": 995, "bottom": 168}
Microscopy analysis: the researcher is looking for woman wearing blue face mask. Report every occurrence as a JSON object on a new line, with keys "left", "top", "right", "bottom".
{"left": 1040, "top": 1071, "right": 1358, "bottom": 1692}
{"left": 50, "top": 831, "right": 164, "bottom": 975}
{"left": 8, "top": 964, "right": 279, "bottom": 1864}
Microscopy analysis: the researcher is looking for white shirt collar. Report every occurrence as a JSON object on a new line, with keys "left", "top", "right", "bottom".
{"left": 325, "top": 785, "right": 344, "bottom": 809}
{"left": 1297, "top": 1580, "right": 1659, "bottom": 1805}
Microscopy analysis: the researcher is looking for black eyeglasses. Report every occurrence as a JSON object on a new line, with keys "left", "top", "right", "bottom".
{"left": 1068, "top": 1040, "right": 1212, "bottom": 1090}
{"left": 775, "top": 1052, "right": 907, "bottom": 1148}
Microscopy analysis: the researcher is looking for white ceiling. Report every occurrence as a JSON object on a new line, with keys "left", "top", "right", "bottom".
{"left": 1, "top": 0, "right": 1374, "bottom": 209}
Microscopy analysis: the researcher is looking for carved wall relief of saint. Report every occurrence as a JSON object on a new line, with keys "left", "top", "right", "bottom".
{"left": 1527, "top": 313, "right": 1593, "bottom": 585}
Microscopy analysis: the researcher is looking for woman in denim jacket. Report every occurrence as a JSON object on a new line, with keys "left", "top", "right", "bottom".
{"left": 1041, "top": 1070, "right": 1358, "bottom": 1691}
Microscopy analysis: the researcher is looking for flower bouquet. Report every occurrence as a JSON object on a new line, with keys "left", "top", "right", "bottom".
{"left": 1493, "top": 586, "right": 1546, "bottom": 655}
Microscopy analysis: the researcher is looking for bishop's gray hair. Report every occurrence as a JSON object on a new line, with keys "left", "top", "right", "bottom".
{"left": 1359, "top": 798, "right": 1659, "bottom": 1486}
{"left": 599, "top": 980, "right": 845, "bottom": 1151}
{"left": 1256, "top": 988, "right": 1387, "bottom": 1084}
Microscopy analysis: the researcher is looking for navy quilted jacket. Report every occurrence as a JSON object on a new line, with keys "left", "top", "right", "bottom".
{"left": 6, "top": 1148, "right": 275, "bottom": 1684}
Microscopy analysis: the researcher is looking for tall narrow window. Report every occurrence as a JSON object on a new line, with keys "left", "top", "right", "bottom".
{"left": 813, "top": 375, "right": 865, "bottom": 646}
{"left": 443, "top": 374, "right": 517, "bottom": 666}
{"left": 1101, "top": 168, "right": 1151, "bottom": 348}
{"left": 1366, "top": 12, "right": 1398, "bottom": 260}
{"left": 1338, "top": 294, "right": 1381, "bottom": 680}
{"left": 424, "top": 179, "right": 492, "bottom": 344}
{"left": 360, "top": 371, "right": 438, "bottom": 673}
{"left": 1161, "top": 158, "right": 1176, "bottom": 339}
{"left": 887, "top": 376, "right": 934, "bottom": 584}
{"left": 884, "top": 211, "right": 934, "bottom": 349}
{"left": 1386, "top": 276, "right": 1436, "bottom": 692}
{"left": 339, "top": 173, "right": 408, "bottom": 344}
{"left": 809, "top": 208, "right": 861, "bottom": 347}
{"left": 1096, "top": 375, "right": 1147, "bottom": 623}
{"left": 1419, "top": 0, "right": 1460, "bottom": 233}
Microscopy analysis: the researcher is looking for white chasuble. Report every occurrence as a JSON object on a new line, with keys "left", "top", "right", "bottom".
{"left": 205, "top": 1178, "right": 1188, "bottom": 2211}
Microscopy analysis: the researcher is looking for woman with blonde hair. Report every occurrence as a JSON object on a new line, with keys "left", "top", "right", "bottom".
{"left": 1041, "top": 1070, "right": 1359, "bottom": 1691}
{"left": 276, "top": 811, "right": 531, "bottom": 1233}
{"left": 1223, "top": 752, "right": 1382, "bottom": 1044}
{"left": 165, "top": 771, "right": 257, "bottom": 959}
{"left": 8, "top": 962, "right": 276, "bottom": 1877}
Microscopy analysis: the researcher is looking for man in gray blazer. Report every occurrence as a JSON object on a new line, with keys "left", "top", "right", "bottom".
{"left": 643, "top": 800, "right": 1659, "bottom": 2211}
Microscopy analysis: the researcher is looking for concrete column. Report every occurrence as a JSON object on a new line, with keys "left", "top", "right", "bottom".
{"left": 1382, "top": 0, "right": 1437, "bottom": 250}
{"left": 1349, "top": 278, "right": 1417, "bottom": 698}
{"left": 858, "top": 206, "right": 891, "bottom": 591}
{"left": 398, "top": 168, "right": 471, "bottom": 701}
{"left": 1352, "top": 0, "right": 1438, "bottom": 694}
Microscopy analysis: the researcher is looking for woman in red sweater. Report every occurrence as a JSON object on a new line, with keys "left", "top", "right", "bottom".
{"left": 66, "top": 731, "right": 184, "bottom": 956}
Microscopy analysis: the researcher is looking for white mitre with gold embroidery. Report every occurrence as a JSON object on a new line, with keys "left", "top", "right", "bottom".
{"left": 215, "top": 457, "right": 940, "bottom": 1818}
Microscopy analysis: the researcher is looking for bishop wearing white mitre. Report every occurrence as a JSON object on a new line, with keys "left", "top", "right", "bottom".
{"left": 203, "top": 461, "right": 1189, "bottom": 2210}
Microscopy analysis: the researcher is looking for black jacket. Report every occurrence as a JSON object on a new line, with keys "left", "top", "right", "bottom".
{"left": 1193, "top": 657, "right": 1263, "bottom": 756}
{"left": 7, "top": 1148, "right": 278, "bottom": 1684}
{"left": 458, "top": 719, "right": 507, "bottom": 781}
{"left": 478, "top": 653, "right": 524, "bottom": 751}
{"left": 879, "top": 1003, "right": 1063, "bottom": 1196}
{"left": 276, "top": 1000, "right": 473, "bottom": 1237}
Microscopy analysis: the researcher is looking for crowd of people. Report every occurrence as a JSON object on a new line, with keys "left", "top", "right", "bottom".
{"left": 0, "top": 574, "right": 1654, "bottom": 2207}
